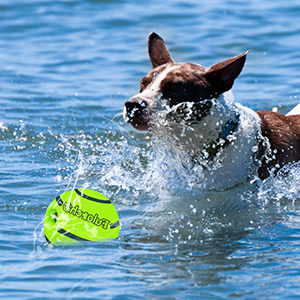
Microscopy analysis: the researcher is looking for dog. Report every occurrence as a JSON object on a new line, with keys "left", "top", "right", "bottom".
{"left": 123, "top": 32, "right": 300, "bottom": 189}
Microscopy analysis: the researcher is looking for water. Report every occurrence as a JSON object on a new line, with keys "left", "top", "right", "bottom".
{"left": 1, "top": 0, "right": 300, "bottom": 298}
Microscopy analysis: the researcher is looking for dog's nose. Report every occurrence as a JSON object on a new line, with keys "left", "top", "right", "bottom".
{"left": 124, "top": 97, "right": 150, "bottom": 130}
{"left": 124, "top": 97, "right": 147, "bottom": 118}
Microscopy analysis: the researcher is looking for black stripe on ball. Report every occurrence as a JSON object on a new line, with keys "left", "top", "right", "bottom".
{"left": 110, "top": 220, "right": 120, "bottom": 229}
{"left": 45, "top": 234, "right": 52, "bottom": 244}
{"left": 75, "top": 189, "right": 111, "bottom": 204}
{"left": 57, "top": 227, "right": 91, "bottom": 242}
{"left": 55, "top": 195, "right": 63, "bottom": 206}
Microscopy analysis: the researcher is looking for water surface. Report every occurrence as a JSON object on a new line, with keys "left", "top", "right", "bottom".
{"left": 1, "top": 0, "right": 300, "bottom": 299}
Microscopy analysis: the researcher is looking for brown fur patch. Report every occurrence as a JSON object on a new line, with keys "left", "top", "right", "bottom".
{"left": 139, "top": 65, "right": 168, "bottom": 92}
{"left": 159, "top": 63, "right": 214, "bottom": 105}
{"left": 257, "top": 110, "right": 300, "bottom": 179}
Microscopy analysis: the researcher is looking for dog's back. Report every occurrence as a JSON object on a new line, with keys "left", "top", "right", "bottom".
{"left": 257, "top": 110, "right": 300, "bottom": 179}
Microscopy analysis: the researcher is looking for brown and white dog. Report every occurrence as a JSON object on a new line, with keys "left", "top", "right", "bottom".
{"left": 124, "top": 32, "right": 300, "bottom": 189}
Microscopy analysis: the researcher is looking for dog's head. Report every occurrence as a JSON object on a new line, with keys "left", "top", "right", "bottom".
{"left": 124, "top": 32, "right": 249, "bottom": 131}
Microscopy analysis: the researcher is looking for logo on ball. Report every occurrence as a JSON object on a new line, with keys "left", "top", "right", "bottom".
{"left": 62, "top": 202, "right": 110, "bottom": 229}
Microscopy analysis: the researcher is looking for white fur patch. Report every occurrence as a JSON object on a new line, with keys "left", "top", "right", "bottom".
{"left": 286, "top": 103, "right": 300, "bottom": 116}
{"left": 138, "top": 65, "right": 180, "bottom": 101}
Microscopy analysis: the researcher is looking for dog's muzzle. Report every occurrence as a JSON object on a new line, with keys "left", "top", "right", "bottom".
{"left": 124, "top": 97, "right": 150, "bottom": 131}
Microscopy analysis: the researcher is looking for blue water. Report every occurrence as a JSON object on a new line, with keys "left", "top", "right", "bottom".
{"left": 1, "top": 0, "right": 300, "bottom": 299}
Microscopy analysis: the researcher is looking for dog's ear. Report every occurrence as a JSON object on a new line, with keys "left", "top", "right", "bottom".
{"left": 204, "top": 50, "right": 251, "bottom": 95}
{"left": 148, "top": 32, "right": 175, "bottom": 68}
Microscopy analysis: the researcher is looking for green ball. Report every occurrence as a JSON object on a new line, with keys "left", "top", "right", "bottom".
{"left": 44, "top": 188, "right": 120, "bottom": 245}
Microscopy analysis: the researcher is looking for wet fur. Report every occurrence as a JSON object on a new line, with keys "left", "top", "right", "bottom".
{"left": 257, "top": 111, "right": 300, "bottom": 179}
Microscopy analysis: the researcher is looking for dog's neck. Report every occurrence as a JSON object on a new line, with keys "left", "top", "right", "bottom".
{"left": 150, "top": 92, "right": 262, "bottom": 190}
{"left": 150, "top": 91, "right": 239, "bottom": 150}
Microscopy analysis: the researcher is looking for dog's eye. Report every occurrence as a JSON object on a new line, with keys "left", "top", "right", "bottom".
{"left": 140, "top": 82, "right": 145, "bottom": 92}
{"left": 140, "top": 77, "right": 151, "bottom": 92}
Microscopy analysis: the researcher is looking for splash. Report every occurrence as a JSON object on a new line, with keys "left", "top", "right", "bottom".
{"left": 147, "top": 94, "right": 262, "bottom": 191}
{"left": 257, "top": 162, "right": 300, "bottom": 204}
{"left": 4, "top": 110, "right": 297, "bottom": 245}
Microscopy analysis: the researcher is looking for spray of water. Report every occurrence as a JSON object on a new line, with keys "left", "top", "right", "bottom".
{"left": 3, "top": 102, "right": 299, "bottom": 246}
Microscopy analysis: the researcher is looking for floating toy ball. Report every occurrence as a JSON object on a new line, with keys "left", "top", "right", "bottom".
{"left": 44, "top": 188, "right": 120, "bottom": 245}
